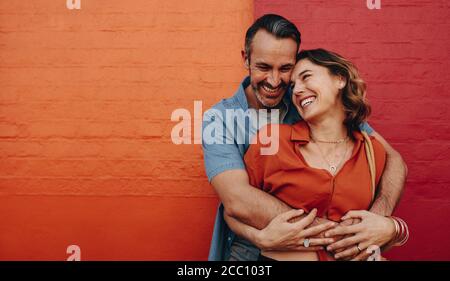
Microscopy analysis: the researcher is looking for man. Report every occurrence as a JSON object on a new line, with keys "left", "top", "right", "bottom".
{"left": 202, "top": 14, "right": 407, "bottom": 261}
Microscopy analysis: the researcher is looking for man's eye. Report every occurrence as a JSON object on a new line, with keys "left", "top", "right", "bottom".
{"left": 280, "top": 67, "right": 292, "bottom": 73}
{"left": 258, "top": 66, "right": 270, "bottom": 71}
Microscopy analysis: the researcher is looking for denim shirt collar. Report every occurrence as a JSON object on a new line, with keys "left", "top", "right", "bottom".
{"left": 235, "top": 76, "right": 251, "bottom": 110}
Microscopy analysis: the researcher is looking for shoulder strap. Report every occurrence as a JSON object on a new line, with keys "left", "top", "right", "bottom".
{"left": 361, "top": 131, "right": 376, "bottom": 202}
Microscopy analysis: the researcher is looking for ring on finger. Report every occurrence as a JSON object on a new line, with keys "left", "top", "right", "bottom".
{"left": 303, "top": 238, "right": 310, "bottom": 248}
{"left": 356, "top": 245, "right": 363, "bottom": 253}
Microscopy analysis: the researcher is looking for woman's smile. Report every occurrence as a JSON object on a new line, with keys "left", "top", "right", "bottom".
{"left": 294, "top": 94, "right": 318, "bottom": 114}
{"left": 298, "top": 95, "right": 317, "bottom": 109}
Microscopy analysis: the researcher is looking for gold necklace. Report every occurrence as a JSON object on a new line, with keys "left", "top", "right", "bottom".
{"left": 311, "top": 138, "right": 349, "bottom": 175}
{"left": 310, "top": 134, "right": 349, "bottom": 144}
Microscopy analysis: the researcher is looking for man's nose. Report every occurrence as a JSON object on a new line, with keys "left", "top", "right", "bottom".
{"left": 267, "top": 71, "right": 281, "bottom": 88}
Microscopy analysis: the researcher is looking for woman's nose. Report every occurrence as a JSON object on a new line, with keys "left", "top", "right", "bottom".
{"left": 293, "top": 83, "right": 305, "bottom": 94}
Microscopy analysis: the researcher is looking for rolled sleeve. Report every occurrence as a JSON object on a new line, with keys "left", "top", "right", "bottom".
{"left": 202, "top": 109, "right": 245, "bottom": 182}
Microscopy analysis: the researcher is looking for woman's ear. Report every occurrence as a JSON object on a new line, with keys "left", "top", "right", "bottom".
{"left": 337, "top": 75, "right": 347, "bottom": 90}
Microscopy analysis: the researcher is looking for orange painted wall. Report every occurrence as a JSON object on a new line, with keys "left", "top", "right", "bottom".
{"left": 0, "top": 0, "right": 253, "bottom": 260}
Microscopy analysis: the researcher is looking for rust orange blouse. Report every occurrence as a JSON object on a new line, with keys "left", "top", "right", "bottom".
{"left": 244, "top": 121, "right": 387, "bottom": 223}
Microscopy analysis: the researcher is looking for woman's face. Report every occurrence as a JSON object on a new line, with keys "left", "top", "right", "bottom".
{"left": 290, "top": 59, "right": 345, "bottom": 122}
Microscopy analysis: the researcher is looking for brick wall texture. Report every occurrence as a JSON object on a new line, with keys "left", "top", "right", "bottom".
{"left": 0, "top": 0, "right": 252, "bottom": 260}
{"left": 255, "top": 0, "right": 450, "bottom": 260}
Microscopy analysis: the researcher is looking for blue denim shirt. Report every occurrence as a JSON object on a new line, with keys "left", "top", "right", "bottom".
{"left": 202, "top": 76, "right": 373, "bottom": 261}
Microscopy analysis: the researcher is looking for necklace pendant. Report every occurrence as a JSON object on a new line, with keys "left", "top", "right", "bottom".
{"left": 330, "top": 166, "right": 337, "bottom": 173}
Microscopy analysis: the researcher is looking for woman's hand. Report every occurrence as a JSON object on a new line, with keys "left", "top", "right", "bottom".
{"left": 324, "top": 210, "right": 396, "bottom": 260}
{"left": 330, "top": 218, "right": 361, "bottom": 254}
{"left": 256, "top": 208, "right": 337, "bottom": 252}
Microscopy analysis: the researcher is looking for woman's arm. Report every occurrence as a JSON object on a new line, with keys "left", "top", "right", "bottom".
{"left": 224, "top": 208, "right": 337, "bottom": 252}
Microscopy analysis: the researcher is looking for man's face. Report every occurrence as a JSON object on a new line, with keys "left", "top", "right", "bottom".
{"left": 245, "top": 29, "right": 298, "bottom": 109}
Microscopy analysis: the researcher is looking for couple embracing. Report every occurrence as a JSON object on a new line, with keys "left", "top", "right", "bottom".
{"left": 202, "top": 14, "right": 408, "bottom": 261}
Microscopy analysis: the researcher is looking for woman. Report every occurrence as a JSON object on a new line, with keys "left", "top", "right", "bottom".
{"left": 224, "top": 49, "right": 408, "bottom": 261}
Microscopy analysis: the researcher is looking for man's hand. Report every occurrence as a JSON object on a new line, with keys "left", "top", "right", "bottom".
{"left": 324, "top": 210, "right": 396, "bottom": 260}
{"left": 255, "top": 208, "right": 337, "bottom": 251}
{"left": 308, "top": 216, "right": 339, "bottom": 239}
{"left": 326, "top": 218, "right": 361, "bottom": 260}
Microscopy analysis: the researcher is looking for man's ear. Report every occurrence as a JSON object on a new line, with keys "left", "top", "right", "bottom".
{"left": 241, "top": 50, "right": 249, "bottom": 69}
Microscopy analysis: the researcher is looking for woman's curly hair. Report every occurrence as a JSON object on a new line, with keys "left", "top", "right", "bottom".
{"left": 296, "top": 49, "right": 371, "bottom": 134}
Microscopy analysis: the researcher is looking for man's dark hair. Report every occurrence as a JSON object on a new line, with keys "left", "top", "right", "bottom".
{"left": 244, "top": 14, "right": 301, "bottom": 62}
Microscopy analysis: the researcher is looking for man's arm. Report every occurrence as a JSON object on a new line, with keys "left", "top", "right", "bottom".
{"left": 369, "top": 131, "right": 408, "bottom": 216}
{"left": 223, "top": 208, "right": 335, "bottom": 251}
{"left": 210, "top": 129, "right": 406, "bottom": 231}
{"left": 203, "top": 108, "right": 330, "bottom": 231}
{"left": 212, "top": 169, "right": 291, "bottom": 229}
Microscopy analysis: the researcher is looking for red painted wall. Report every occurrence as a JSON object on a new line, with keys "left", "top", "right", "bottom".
{"left": 255, "top": 0, "right": 450, "bottom": 260}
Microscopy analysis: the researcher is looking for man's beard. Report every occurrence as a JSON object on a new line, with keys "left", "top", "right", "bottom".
{"left": 253, "top": 81, "right": 288, "bottom": 109}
